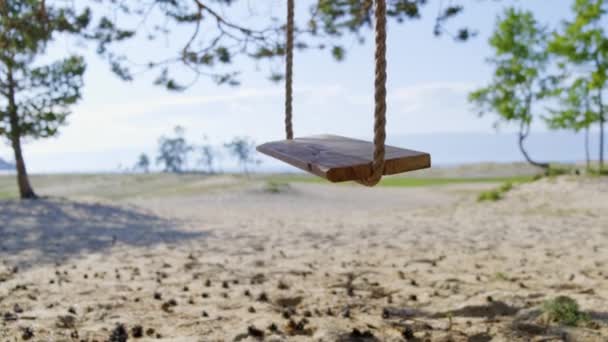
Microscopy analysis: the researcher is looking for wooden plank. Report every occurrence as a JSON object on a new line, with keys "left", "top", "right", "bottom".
{"left": 257, "top": 134, "right": 431, "bottom": 182}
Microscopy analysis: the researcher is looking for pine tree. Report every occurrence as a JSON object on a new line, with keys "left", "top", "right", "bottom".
{"left": 0, "top": 0, "right": 90, "bottom": 198}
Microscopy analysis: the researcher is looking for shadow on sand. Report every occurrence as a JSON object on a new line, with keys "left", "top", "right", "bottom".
{"left": 0, "top": 198, "right": 206, "bottom": 268}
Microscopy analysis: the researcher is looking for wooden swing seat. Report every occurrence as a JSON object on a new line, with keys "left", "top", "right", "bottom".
{"left": 257, "top": 134, "right": 431, "bottom": 183}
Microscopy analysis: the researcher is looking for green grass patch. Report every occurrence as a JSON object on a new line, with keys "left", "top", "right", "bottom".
{"left": 476, "top": 169, "right": 552, "bottom": 203}
{"left": 494, "top": 272, "right": 510, "bottom": 281}
{"left": 588, "top": 167, "right": 608, "bottom": 176}
{"left": 265, "top": 175, "right": 324, "bottom": 184}
{"left": 478, "top": 181, "right": 517, "bottom": 202}
{"left": 499, "top": 181, "right": 513, "bottom": 192}
{"left": 377, "top": 176, "right": 533, "bottom": 187}
{"left": 542, "top": 296, "right": 590, "bottom": 326}
{"left": 0, "top": 191, "right": 16, "bottom": 200}
{"left": 478, "top": 189, "right": 503, "bottom": 202}
{"left": 476, "top": 164, "right": 594, "bottom": 203}
{"left": 267, "top": 175, "right": 536, "bottom": 188}
{"left": 263, "top": 181, "right": 290, "bottom": 194}
{"left": 545, "top": 165, "right": 574, "bottom": 177}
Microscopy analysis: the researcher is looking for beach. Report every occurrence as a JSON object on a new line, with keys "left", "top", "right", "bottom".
{"left": 0, "top": 172, "right": 607, "bottom": 341}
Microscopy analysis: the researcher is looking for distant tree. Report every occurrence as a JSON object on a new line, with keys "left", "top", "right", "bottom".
{"left": 134, "top": 153, "right": 151, "bottom": 173}
{"left": 224, "top": 137, "right": 259, "bottom": 175}
{"left": 469, "top": 8, "right": 552, "bottom": 170}
{"left": 549, "top": 0, "right": 608, "bottom": 171}
{"left": 156, "top": 126, "right": 193, "bottom": 173}
{"left": 0, "top": 1, "right": 90, "bottom": 199}
{"left": 198, "top": 136, "right": 216, "bottom": 174}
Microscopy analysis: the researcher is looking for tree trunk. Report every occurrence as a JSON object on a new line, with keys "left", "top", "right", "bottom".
{"left": 518, "top": 122, "right": 549, "bottom": 170}
{"left": 600, "top": 118, "right": 605, "bottom": 172}
{"left": 596, "top": 86, "right": 605, "bottom": 172}
{"left": 7, "top": 65, "right": 37, "bottom": 199}
{"left": 585, "top": 126, "right": 591, "bottom": 171}
{"left": 10, "top": 133, "right": 37, "bottom": 199}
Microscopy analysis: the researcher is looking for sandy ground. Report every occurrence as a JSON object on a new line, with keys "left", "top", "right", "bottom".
{"left": 0, "top": 174, "right": 607, "bottom": 341}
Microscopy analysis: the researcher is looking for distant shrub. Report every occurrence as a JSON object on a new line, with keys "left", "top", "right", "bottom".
{"left": 478, "top": 181, "right": 514, "bottom": 202}
{"left": 478, "top": 189, "right": 503, "bottom": 202}
{"left": 499, "top": 181, "right": 513, "bottom": 192}
{"left": 263, "top": 181, "right": 290, "bottom": 194}
{"left": 588, "top": 168, "right": 608, "bottom": 176}
{"left": 545, "top": 165, "right": 573, "bottom": 177}
{"left": 542, "top": 296, "right": 589, "bottom": 326}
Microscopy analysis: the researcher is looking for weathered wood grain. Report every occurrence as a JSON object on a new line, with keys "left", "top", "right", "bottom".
{"left": 257, "top": 134, "right": 431, "bottom": 182}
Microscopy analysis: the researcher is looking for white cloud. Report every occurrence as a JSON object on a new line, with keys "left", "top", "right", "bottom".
{"left": 390, "top": 82, "right": 476, "bottom": 100}
{"left": 18, "top": 84, "right": 351, "bottom": 155}
{"left": 385, "top": 81, "right": 496, "bottom": 134}
{"left": 0, "top": 81, "right": 504, "bottom": 172}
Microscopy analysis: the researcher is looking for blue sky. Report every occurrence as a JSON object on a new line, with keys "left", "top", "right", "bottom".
{"left": 0, "top": 1, "right": 580, "bottom": 172}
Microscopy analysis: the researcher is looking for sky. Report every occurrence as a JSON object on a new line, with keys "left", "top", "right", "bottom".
{"left": 0, "top": 0, "right": 585, "bottom": 173}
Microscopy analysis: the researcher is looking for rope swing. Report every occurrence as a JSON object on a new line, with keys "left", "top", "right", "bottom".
{"left": 285, "top": 0, "right": 295, "bottom": 141}
{"left": 258, "top": 0, "right": 431, "bottom": 186}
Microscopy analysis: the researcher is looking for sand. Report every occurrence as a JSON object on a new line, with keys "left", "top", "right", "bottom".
{"left": 0, "top": 174, "right": 607, "bottom": 341}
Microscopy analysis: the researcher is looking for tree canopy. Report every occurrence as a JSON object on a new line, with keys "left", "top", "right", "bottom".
{"left": 87, "top": 0, "right": 473, "bottom": 90}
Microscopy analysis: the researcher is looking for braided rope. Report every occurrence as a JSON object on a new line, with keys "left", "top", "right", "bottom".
{"left": 358, "top": 0, "right": 387, "bottom": 186}
{"left": 285, "top": 0, "right": 294, "bottom": 140}
{"left": 283, "top": 0, "right": 387, "bottom": 185}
